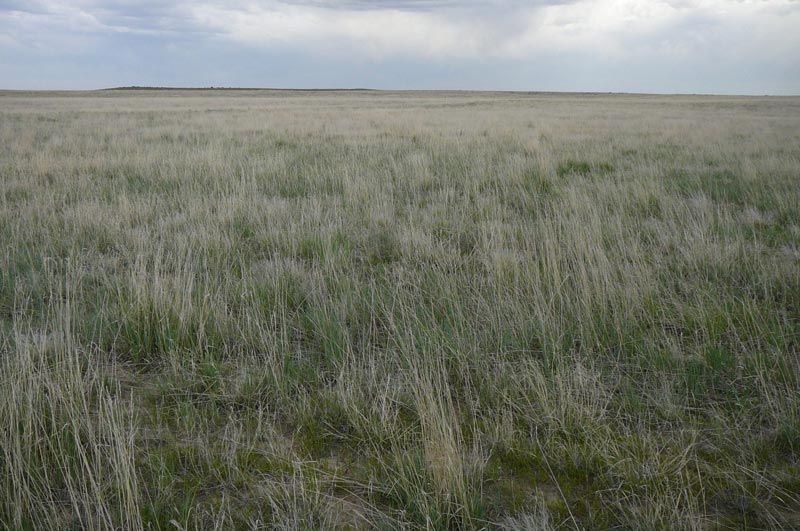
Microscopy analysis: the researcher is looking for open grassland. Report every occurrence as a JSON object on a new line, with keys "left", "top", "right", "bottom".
{"left": 1, "top": 90, "right": 799, "bottom": 529}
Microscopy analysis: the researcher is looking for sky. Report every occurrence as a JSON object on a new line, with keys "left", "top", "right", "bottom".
{"left": 0, "top": 0, "right": 798, "bottom": 94}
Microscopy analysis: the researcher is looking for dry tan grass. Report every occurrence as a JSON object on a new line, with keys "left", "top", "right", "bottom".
{"left": 1, "top": 89, "right": 799, "bottom": 529}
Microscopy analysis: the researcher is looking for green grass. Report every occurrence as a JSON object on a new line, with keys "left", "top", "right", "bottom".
{"left": 1, "top": 90, "right": 799, "bottom": 529}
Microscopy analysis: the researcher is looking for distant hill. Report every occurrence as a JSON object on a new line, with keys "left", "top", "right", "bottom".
{"left": 105, "top": 86, "right": 376, "bottom": 92}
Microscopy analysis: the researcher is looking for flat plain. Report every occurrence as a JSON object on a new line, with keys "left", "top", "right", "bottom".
{"left": 1, "top": 90, "right": 799, "bottom": 529}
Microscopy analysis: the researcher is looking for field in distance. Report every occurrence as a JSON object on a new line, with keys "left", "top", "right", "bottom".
{"left": 1, "top": 90, "right": 799, "bottom": 529}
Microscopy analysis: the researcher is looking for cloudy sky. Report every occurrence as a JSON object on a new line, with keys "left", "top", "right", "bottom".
{"left": 1, "top": 0, "right": 798, "bottom": 93}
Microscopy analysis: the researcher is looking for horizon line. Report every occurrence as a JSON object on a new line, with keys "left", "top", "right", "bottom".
{"left": 0, "top": 86, "right": 797, "bottom": 97}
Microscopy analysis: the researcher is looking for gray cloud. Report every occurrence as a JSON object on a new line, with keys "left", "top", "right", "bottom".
{"left": 274, "top": 1, "right": 575, "bottom": 9}
{"left": 0, "top": 0, "right": 798, "bottom": 93}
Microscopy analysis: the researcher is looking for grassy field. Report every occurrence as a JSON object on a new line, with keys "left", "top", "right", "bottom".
{"left": 1, "top": 90, "right": 799, "bottom": 529}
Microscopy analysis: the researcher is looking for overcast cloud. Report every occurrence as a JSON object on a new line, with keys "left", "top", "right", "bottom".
{"left": 1, "top": 0, "right": 798, "bottom": 93}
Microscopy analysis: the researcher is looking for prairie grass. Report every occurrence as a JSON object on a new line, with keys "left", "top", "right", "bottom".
{"left": 1, "top": 90, "right": 799, "bottom": 528}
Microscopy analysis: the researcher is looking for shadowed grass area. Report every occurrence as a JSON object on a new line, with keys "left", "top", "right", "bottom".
{"left": 1, "top": 90, "right": 799, "bottom": 529}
